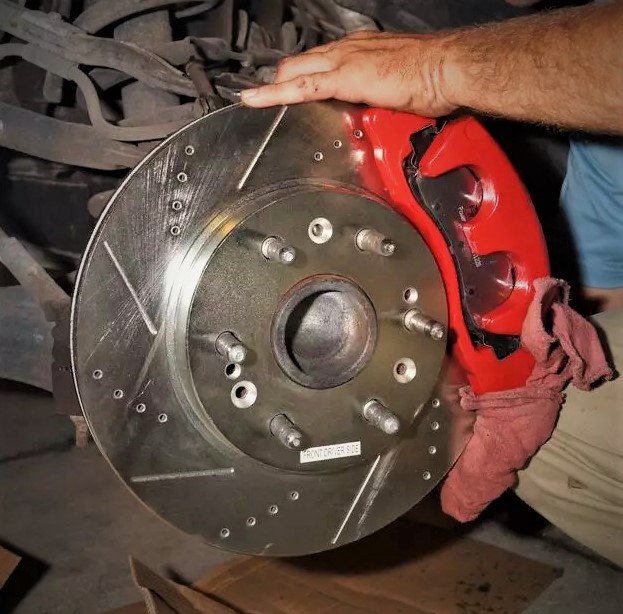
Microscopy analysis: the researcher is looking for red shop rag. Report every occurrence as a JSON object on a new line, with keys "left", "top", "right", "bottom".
{"left": 440, "top": 277, "right": 614, "bottom": 522}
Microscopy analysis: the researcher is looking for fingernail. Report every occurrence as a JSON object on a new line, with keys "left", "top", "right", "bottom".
{"left": 241, "top": 89, "right": 258, "bottom": 101}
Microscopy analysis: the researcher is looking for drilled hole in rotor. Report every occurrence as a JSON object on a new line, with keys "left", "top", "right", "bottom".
{"left": 92, "top": 369, "right": 103, "bottom": 380}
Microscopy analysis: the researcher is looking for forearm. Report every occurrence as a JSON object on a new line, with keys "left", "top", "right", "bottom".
{"left": 440, "top": 2, "right": 623, "bottom": 133}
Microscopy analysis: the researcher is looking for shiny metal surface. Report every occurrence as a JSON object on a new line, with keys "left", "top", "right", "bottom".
{"left": 71, "top": 102, "right": 474, "bottom": 556}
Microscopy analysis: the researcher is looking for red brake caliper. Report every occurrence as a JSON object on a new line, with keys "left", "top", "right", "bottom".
{"left": 346, "top": 108, "right": 550, "bottom": 394}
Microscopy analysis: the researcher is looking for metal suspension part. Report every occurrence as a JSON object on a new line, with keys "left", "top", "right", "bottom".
{"left": 71, "top": 101, "right": 473, "bottom": 557}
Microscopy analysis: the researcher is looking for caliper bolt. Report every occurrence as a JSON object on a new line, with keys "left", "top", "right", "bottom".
{"left": 215, "top": 332, "right": 248, "bottom": 364}
{"left": 270, "top": 414, "right": 303, "bottom": 450}
{"left": 356, "top": 228, "right": 396, "bottom": 257}
{"left": 403, "top": 309, "right": 446, "bottom": 341}
{"left": 362, "top": 400, "right": 400, "bottom": 435}
{"left": 261, "top": 236, "right": 296, "bottom": 265}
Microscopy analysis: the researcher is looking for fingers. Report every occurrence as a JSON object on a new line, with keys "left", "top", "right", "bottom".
{"left": 241, "top": 71, "right": 338, "bottom": 107}
{"left": 240, "top": 32, "right": 391, "bottom": 108}
{"left": 274, "top": 52, "right": 335, "bottom": 83}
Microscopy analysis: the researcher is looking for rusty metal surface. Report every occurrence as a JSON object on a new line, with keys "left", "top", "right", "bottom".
{"left": 0, "top": 286, "right": 53, "bottom": 392}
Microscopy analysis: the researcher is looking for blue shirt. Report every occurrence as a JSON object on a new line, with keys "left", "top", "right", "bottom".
{"left": 560, "top": 137, "right": 623, "bottom": 288}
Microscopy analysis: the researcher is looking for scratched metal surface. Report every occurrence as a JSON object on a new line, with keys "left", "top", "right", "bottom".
{"left": 70, "top": 102, "right": 474, "bottom": 556}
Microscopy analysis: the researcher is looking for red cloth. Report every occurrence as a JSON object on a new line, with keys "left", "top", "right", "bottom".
{"left": 440, "top": 277, "right": 614, "bottom": 522}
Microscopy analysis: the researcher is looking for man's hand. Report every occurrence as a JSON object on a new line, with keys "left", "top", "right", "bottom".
{"left": 241, "top": 3, "right": 623, "bottom": 135}
{"left": 241, "top": 31, "right": 457, "bottom": 118}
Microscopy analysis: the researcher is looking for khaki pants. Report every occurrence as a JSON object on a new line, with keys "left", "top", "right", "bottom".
{"left": 515, "top": 308, "right": 623, "bottom": 568}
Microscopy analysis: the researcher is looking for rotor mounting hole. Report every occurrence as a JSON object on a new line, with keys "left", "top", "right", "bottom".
{"left": 113, "top": 389, "right": 124, "bottom": 399}
{"left": 220, "top": 528, "right": 230, "bottom": 539}
{"left": 403, "top": 287, "right": 419, "bottom": 305}
{"left": 135, "top": 403, "right": 146, "bottom": 414}
{"left": 308, "top": 218, "right": 333, "bottom": 244}
{"left": 231, "top": 381, "right": 257, "bottom": 408}
{"left": 225, "top": 363, "right": 242, "bottom": 380}
{"left": 393, "top": 358, "right": 416, "bottom": 384}
{"left": 92, "top": 369, "right": 103, "bottom": 380}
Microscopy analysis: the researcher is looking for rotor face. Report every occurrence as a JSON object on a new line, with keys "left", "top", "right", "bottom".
{"left": 71, "top": 102, "right": 473, "bottom": 556}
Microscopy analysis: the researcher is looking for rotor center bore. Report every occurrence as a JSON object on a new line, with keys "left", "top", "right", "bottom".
{"left": 272, "top": 276, "right": 377, "bottom": 389}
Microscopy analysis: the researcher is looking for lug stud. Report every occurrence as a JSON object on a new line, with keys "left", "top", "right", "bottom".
{"left": 356, "top": 228, "right": 396, "bottom": 257}
{"left": 362, "top": 400, "right": 400, "bottom": 435}
{"left": 261, "top": 236, "right": 296, "bottom": 265}
{"left": 270, "top": 414, "right": 304, "bottom": 449}
{"left": 215, "top": 332, "right": 248, "bottom": 364}
{"left": 403, "top": 309, "right": 446, "bottom": 341}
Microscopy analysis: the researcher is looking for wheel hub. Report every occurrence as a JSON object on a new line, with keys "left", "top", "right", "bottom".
{"left": 271, "top": 274, "right": 377, "bottom": 390}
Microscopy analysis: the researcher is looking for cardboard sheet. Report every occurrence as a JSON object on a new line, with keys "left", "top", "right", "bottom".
{"left": 108, "top": 520, "right": 561, "bottom": 614}
{"left": 0, "top": 545, "right": 21, "bottom": 590}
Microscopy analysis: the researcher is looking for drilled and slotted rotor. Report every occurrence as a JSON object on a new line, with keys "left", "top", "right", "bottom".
{"left": 71, "top": 102, "right": 473, "bottom": 556}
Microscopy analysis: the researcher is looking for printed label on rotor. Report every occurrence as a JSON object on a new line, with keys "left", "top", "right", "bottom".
{"left": 299, "top": 441, "right": 361, "bottom": 464}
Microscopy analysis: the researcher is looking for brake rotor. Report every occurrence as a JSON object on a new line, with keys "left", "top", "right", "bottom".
{"left": 71, "top": 102, "right": 476, "bottom": 556}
